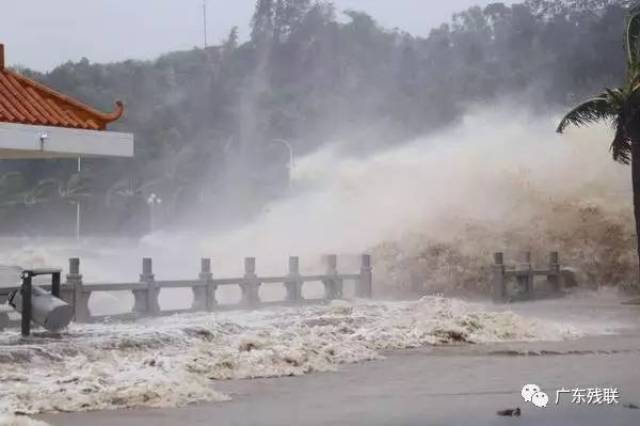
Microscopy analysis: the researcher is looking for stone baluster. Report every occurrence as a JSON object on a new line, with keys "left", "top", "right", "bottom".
{"left": 67, "top": 258, "right": 90, "bottom": 322}
{"left": 142, "top": 258, "right": 160, "bottom": 316}
{"left": 323, "top": 255, "right": 342, "bottom": 300}
{"left": 285, "top": 256, "right": 302, "bottom": 303}
{"left": 517, "top": 252, "right": 534, "bottom": 300}
{"left": 548, "top": 251, "right": 560, "bottom": 293}
{"left": 241, "top": 257, "right": 260, "bottom": 308}
{"left": 357, "top": 254, "right": 373, "bottom": 298}
{"left": 132, "top": 259, "right": 148, "bottom": 315}
{"left": 192, "top": 258, "right": 216, "bottom": 311}
{"left": 492, "top": 252, "right": 507, "bottom": 303}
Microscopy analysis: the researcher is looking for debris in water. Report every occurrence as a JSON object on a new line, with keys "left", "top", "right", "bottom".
{"left": 496, "top": 408, "right": 521, "bottom": 417}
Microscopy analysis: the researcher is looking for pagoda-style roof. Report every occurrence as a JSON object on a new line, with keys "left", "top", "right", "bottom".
{"left": 0, "top": 44, "right": 124, "bottom": 131}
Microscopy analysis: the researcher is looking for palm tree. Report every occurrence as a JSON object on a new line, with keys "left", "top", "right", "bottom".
{"left": 557, "top": 3, "right": 640, "bottom": 289}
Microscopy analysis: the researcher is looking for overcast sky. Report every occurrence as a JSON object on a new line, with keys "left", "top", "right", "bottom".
{"left": 0, "top": 0, "right": 512, "bottom": 71}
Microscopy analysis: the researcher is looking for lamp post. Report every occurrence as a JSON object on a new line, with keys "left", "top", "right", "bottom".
{"left": 75, "top": 157, "right": 81, "bottom": 241}
{"left": 147, "top": 193, "right": 163, "bottom": 233}
{"left": 202, "top": 0, "right": 208, "bottom": 48}
{"left": 272, "top": 139, "right": 295, "bottom": 189}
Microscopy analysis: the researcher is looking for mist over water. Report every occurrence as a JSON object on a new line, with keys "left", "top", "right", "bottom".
{"left": 207, "top": 103, "right": 635, "bottom": 294}
{"left": 0, "top": 104, "right": 634, "bottom": 295}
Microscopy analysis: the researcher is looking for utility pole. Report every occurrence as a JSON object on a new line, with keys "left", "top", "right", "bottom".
{"left": 202, "top": 0, "right": 208, "bottom": 48}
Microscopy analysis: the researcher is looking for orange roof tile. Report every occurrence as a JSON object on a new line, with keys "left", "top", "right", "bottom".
{"left": 0, "top": 44, "right": 124, "bottom": 131}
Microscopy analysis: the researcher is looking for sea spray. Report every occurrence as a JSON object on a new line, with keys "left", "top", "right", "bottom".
{"left": 0, "top": 106, "right": 634, "bottom": 297}
{"left": 200, "top": 105, "right": 635, "bottom": 294}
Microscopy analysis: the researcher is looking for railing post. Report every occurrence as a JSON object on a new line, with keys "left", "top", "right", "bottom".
{"left": 205, "top": 258, "right": 217, "bottom": 310}
{"left": 60, "top": 265, "right": 74, "bottom": 306}
{"left": 21, "top": 271, "right": 32, "bottom": 337}
{"left": 67, "top": 258, "right": 89, "bottom": 322}
{"left": 132, "top": 285, "right": 146, "bottom": 314}
{"left": 357, "top": 254, "right": 373, "bottom": 298}
{"left": 492, "top": 252, "right": 507, "bottom": 303}
{"left": 51, "top": 271, "right": 61, "bottom": 298}
{"left": 525, "top": 252, "right": 533, "bottom": 298}
{"left": 285, "top": 256, "right": 302, "bottom": 303}
{"left": 192, "top": 259, "right": 206, "bottom": 311}
{"left": 548, "top": 251, "right": 560, "bottom": 293}
{"left": 241, "top": 257, "right": 260, "bottom": 308}
{"left": 140, "top": 258, "right": 160, "bottom": 316}
{"left": 0, "top": 311, "right": 8, "bottom": 331}
{"left": 323, "top": 255, "right": 342, "bottom": 300}
{"left": 518, "top": 252, "right": 534, "bottom": 300}
{"left": 193, "top": 258, "right": 216, "bottom": 311}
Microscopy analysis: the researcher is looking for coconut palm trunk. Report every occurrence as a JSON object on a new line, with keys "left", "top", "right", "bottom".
{"left": 633, "top": 140, "right": 640, "bottom": 278}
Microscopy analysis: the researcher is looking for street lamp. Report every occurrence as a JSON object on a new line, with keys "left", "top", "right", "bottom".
{"left": 202, "top": 0, "right": 208, "bottom": 48}
{"left": 75, "top": 157, "right": 81, "bottom": 241}
{"left": 147, "top": 193, "right": 163, "bottom": 232}
{"left": 272, "top": 139, "right": 295, "bottom": 189}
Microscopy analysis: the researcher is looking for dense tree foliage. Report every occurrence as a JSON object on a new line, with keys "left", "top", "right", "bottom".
{"left": 0, "top": 0, "right": 635, "bottom": 235}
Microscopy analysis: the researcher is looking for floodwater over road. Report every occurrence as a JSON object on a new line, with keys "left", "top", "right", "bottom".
{"left": 0, "top": 289, "right": 638, "bottom": 425}
{"left": 53, "top": 338, "right": 640, "bottom": 426}
{"left": 1, "top": 296, "right": 582, "bottom": 413}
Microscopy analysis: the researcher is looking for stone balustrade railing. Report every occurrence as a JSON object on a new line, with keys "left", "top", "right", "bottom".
{"left": 492, "top": 251, "right": 563, "bottom": 303}
{"left": 0, "top": 254, "right": 373, "bottom": 329}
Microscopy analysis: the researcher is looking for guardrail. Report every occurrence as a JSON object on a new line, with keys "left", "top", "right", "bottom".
{"left": 0, "top": 254, "right": 373, "bottom": 330}
{"left": 492, "top": 251, "right": 563, "bottom": 303}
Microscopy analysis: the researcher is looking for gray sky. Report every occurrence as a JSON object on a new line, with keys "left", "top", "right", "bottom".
{"left": 0, "top": 0, "right": 509, "bottom": 71}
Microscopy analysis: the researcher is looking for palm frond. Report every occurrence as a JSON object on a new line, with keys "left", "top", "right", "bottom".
{"left": 611, "top": 116, "right": 632, "bottom": 164}
{"left": 556, "top": 96, "right": 616, "bottom": 133}
{"left": 628, "top": 68, "right": 640, "bottom": 91}
{"left": 606, "top": 88, "right": 627, "bottom": 109}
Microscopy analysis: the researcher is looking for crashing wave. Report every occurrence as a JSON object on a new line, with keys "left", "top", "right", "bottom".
{"left": 0, "top": 297, "right": 579, "bottom": 415}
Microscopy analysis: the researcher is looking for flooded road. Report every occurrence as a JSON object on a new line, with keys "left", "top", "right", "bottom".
{"left": 35, "top": 291, "right": 640, "bottom": 426}
{"left": 40, "top": 334, "right": 640, "bottom": 425}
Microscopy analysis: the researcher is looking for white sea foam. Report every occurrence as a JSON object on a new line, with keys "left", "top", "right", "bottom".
{"left": 0, "top": 416, "right": 49, "bottom": 426}
{"left": 0, "top": 297, "right": 580, "bottom": 415}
